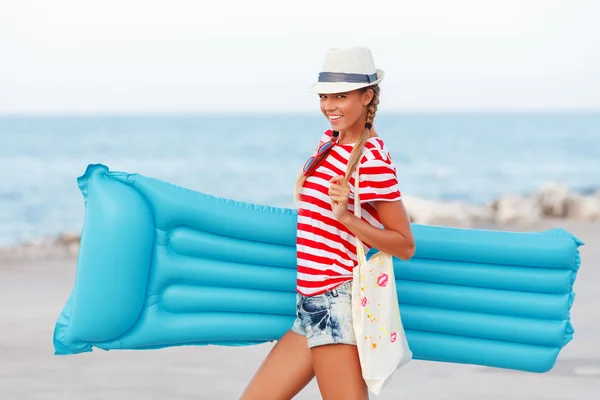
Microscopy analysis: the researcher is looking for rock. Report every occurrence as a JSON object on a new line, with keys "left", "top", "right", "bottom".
{"left": 530, "top": 182, "right": 570, "bottom": 218}
{"left": 565, "top": 194, "right": 600, "bottom": 221}
{"left": 402, "top": 196, "right": 486, "bottom": 228}
{"left": 492, "top": 195, "right": 542, "bottom": 225}
{"left": 468, "top": 202, "right": 496, "bottom": 224}
{"left": 56, "top": 233, "right": 80, "bottom": 246}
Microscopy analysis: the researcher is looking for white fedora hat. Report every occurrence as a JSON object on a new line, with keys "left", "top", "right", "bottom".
{"left": 309, "top": 47, "right": 384, "bottom": 94}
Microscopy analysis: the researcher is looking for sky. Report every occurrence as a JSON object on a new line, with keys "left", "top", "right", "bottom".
{"left": 1, "top": 0, "right": 599, "bottom": 114}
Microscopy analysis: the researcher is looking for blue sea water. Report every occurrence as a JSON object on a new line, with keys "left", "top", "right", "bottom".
{"left": 0, "top": 112, "right": 599, "bottom": 246}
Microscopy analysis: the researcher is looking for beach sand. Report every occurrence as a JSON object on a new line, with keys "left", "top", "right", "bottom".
{"left": 1, "top": 219, "right": 598, "bottom": 399}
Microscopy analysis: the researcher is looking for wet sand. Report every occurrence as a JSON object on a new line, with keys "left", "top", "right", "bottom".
{"left": 1, "top": 220, "right": 599, "bottom": 399}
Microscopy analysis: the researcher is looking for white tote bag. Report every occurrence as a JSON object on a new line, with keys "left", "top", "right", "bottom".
{"left": 351, "top": 162, "right": 412, "bottom": 396}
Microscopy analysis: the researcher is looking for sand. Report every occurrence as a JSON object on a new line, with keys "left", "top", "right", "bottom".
{"left": 1, "top": 219, "right": 599, "bottom": 399}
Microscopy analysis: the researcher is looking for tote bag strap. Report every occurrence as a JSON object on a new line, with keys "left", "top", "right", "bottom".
{"left": 353, "top": 161, "right": 368, "bottom": 265}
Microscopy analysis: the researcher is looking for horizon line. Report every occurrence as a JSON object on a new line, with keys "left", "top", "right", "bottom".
{"left": 1, "top": 107, "right": 599, "bottom": 118}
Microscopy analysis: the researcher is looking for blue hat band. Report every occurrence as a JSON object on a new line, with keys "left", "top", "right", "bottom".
{"left": 317, "top": 71, "right": 378, "bottom": 84}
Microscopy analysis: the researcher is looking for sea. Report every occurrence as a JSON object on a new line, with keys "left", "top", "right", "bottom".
{"left": 0, "top": 112, "right": 599, "bottom": 246}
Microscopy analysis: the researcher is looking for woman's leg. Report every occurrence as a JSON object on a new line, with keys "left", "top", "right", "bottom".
{"left": 240, "top": 330, "right": 314, "bottom": 400}
{"left": 302, "top": 281, "right": 368, "bottom": 400}
{"left": 311, "top": 343, "right": 368, "bottom": 400}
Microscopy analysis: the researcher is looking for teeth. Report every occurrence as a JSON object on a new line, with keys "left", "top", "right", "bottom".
{"left": 329, "top": 115, "right": 342, "bottom": 120}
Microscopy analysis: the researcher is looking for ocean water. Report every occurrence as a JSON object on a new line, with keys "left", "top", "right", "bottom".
{"left": 0, "top": 112, "right": 599, "bottom": 246}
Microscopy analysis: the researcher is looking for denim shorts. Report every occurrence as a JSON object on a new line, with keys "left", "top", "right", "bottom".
{"left": 291, "top": 280, "right": 356, "bottom": 348}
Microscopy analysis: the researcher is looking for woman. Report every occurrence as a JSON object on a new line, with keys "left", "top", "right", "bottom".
{"left": 241, "top": 47, "right": 415, "bottom": 400}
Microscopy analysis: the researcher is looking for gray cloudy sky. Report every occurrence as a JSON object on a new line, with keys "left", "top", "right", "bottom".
{"left": 1, "top": 0, "right": 598, "bottom": 113}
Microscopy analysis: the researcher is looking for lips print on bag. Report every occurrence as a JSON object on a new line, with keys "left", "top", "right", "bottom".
{"left": 390, "top": 331, "right": 397, "bottom": 343}
{"left": 376, "top": 273, "right": 389, "bottom": 287}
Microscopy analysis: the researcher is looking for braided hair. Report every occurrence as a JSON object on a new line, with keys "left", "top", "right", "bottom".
{"left": 343, "top": 85, "right": 380, "bottom": 182}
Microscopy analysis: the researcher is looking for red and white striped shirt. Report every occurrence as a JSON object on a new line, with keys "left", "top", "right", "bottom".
{"left": 296, "top": 129, "right": 402, "bottom": 296}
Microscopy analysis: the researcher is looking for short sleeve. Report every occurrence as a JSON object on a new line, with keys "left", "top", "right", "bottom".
{"left": 357, "top": 148, "right": 402, "bottom": 203}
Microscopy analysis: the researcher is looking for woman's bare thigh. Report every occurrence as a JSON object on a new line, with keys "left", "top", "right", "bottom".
{"left": 239, "top": 330, "right": 314, "bottom": 400}
{"left": 311, "top": 343, "right": 368, "bottom": 400}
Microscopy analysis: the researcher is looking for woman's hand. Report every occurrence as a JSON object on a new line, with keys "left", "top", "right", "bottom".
{"left": 328, "top": 175, "right": 352, "bottom": 223}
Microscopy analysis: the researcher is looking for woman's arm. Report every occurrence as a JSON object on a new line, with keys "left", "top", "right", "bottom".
{"left": 328, "top": 143, "right": 416, "bottom": 260}
{"left": 337, "top": 200, "right": 415, "bottom": 260}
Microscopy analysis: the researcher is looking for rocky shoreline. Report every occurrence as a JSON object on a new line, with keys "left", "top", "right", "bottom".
{"left": 1, "top": 182, "right": 598, "bottom": 262}
{"left": 404, "top": 182, "right": 600, "bottom": 227}
{"left": 0, "top": 232, "right": 81, "bottom": 261}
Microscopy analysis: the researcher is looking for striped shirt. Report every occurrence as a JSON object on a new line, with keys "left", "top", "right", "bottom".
{"left": 296, "top": 129, "right": 402, "bottom": 296}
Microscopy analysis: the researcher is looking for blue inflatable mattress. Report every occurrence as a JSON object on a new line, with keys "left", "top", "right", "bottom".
{"left": 53, "top": 164, "right": 582, "bottom": 373}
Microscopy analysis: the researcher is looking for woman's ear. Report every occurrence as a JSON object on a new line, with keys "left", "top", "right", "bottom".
{"left": 362, "top": 88, "right": 374, "bottom": 106}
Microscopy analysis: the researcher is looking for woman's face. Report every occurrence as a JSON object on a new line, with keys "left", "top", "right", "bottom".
{"left": 319, "top": 89, "right": 373, "bottom": 132}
